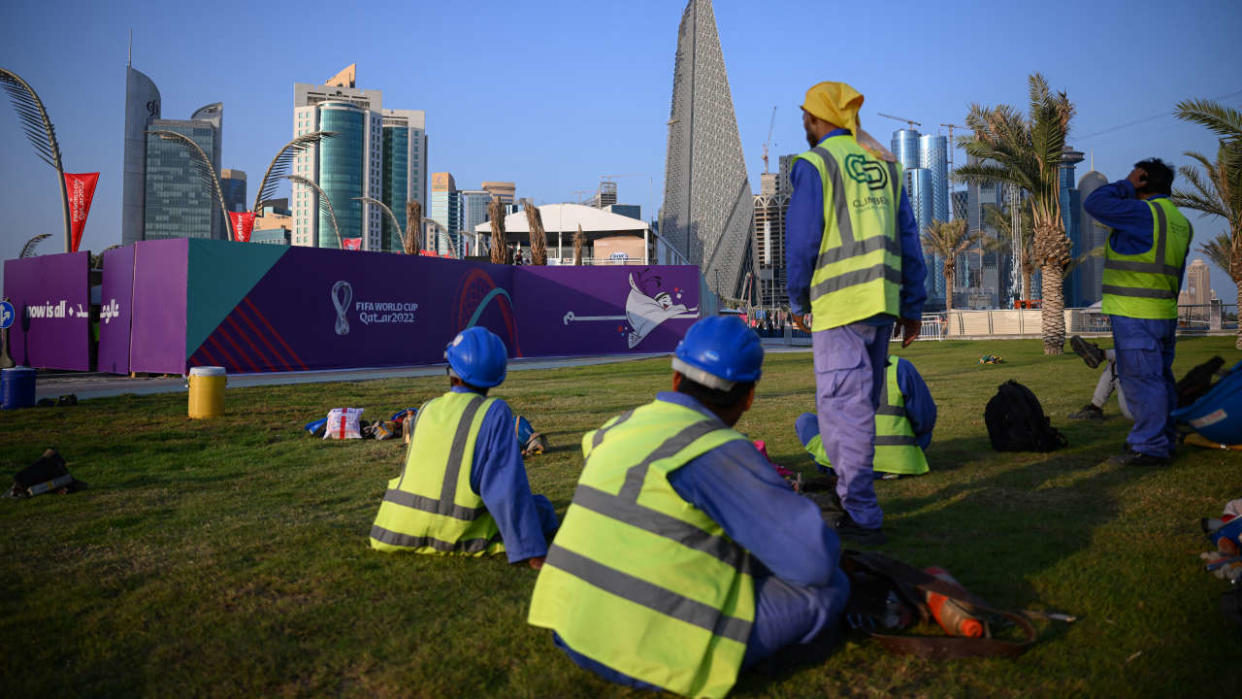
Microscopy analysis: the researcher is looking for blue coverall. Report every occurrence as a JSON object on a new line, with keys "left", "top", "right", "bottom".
{"left": 555, "top": 391, "right": 852, "bottom": 690}
{"left": 449, "top": 385, "right": 559, "bottom": 562}
{"left": 1082, "top": 181, "right": 1190, "bottom": 458}
{"left": 787, "top": 130, "right": 928, "bottom": 529}
{"left": 795, "top": 356, "right": 938, "bottom": 464}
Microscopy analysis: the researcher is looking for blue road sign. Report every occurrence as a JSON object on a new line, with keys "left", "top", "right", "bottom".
{"left": 0, "top": 300, "right": 14, "bottom": 330}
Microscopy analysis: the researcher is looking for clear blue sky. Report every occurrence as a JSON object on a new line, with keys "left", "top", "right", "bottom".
{"left": 1, "top": 0, "right": 1239, "bottom": 301}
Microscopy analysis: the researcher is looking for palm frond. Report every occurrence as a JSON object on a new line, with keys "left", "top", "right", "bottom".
{"left": 20, "top": 233, "right": 51, "bottom": 258}
{"left": 284, "top": 174, "right": 341, "bottom": 248}
{"left": 1198, "top": 232, "right": 1232, "bottom": 274}
{"left": 0, "top": 69, "right": 62, "bottom": 170}
{"left": 253, "top": 131, "right": 336, "bottom": 212}
{"left": 353, "top": 196, "right": 400, "bottom": 248}
{"left": 147, "top": 129, "right": 234, "bottom": 241}
{"left": 1175, "top": 99, "right": 1242, "bottom": 142}
{"left": 404, "top": 200, "right": 421, "bottom": 255}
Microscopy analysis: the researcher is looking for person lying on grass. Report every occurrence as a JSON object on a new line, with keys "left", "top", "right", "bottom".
{"left": 527, "top": 316, "right": 850, "bottom": 698}
{"left": 369, "top": 327, "right": 557, "bottom": 569}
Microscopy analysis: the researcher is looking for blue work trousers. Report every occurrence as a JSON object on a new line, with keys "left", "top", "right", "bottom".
{"left": 553, "top": 569, "right": 850, "bottom": 690}
{"left": 1111, "top": 316, "right": 1178, "bottom": 458}
{"left": 813, "top": 322, "right": 892, "bottom": 529}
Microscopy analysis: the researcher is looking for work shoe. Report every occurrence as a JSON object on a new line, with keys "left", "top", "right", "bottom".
{"left": 1108, "top": 448, "right": 1170, "bottom": 467}
{"left": 1068, "top": 404, "right": 1105, "bottom": 420}
{"left": 1070, "top": 336, "right": 1105, "bottom": 369}
{"left": 833, "top": 515, "right": 887, "bottom": 546}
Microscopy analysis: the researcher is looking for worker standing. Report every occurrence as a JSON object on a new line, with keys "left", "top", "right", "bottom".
{"left": 370, "top": 326, "right": 557, "bottom": 567}
{"left": 528, "top": 317, "right": 851, "bottom": 697}
{"left": 786, "top": 82, "right": 928, "bottom": 544}
{"left": 1084, "top": 159, "right": 1193, "bottom": 466}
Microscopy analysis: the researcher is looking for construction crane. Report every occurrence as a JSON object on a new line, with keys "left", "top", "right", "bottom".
{"left": 877, "top": 112, "right": 922, "bottom": 129}
{"left": 939, "top": 122, "right": 969, "bottom": 175}
{"left": 761, "top": 106, "right": 777, "bottom": 174}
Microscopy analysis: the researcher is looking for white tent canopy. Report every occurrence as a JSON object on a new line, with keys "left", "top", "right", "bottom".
{"left": 472, "top": 203, "right": 648, "bottom": 235}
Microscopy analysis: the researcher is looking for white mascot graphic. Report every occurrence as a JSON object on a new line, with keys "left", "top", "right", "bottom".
{"left": 562, "top": 270, "right": 698, "bottom": 348}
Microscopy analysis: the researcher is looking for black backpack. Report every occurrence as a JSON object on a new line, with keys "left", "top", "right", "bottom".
{"left": 984, "top": 380, "right": 1068, "bottom": 452}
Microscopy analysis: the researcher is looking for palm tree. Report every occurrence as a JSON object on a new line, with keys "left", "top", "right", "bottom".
{"left": 957, "top": 73, "right": 1075, "bottom": 354}
{"left": 283, "top": 174, "right": 342, "bottom": 249}
{"left": 1199, "top": 232, "right": 1232, "bottom": 275}
{"left": 488, "top": 197, "right": 508, "bottom": 264}
{"left": 252, "top": 132, "right": 335, "bottom": 213}
{"left": 147, "top": 129, "right": 235, "bottom": 241}
{"left": 920, "top": 220, "right": 976, "bottom": 311}
{"left": 573, "top": 224, "right": 585, "bottom": 266}
{"left": 19, "top": 233, "right": 51, "bottom": 258}
{"left": 1172, "top": 137, "right": 1241, "bottom": 348}
{"left": 1, "top": 68, "right": 70, "bottom": 252}
{"left": 523, "top": 199, "right": 548, "bottom": 265}
{"left": 1175, "top": 99, "right": 1242, "bottom": 169}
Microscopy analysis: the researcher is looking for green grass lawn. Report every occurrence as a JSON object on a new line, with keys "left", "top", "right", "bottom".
{"left": 2, "top": 337, "right": 1240, "bottom": 697}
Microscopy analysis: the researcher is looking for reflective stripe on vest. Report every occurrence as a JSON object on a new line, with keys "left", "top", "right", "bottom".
{"left": 1101, "top": 198, "right": 1192, "bottom": 319}
{"left": 795, "top": 137, "right": 903, "bottom": 330}
{"left": 370, "top": 391, "right": 505, "bottom": 555}
{"left": 804, "top": 357, "right": 929, "bottom": 476}
{"left": 529, "top": 400, "right": 754, "bottom": 698}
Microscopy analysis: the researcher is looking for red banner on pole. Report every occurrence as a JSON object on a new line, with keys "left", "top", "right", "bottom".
{"left": 229, "top": 212, "right": 257, "bottom": 243}
{"left": 64, "top": 172, "right": 100, "bottom": 252}
{"left": 342, "top": 238, "right": 362, "bottom": 251}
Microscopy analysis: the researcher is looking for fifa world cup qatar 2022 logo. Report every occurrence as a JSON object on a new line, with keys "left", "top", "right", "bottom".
{"left": 331, "top": 281, "right": 353, "bottom": 336}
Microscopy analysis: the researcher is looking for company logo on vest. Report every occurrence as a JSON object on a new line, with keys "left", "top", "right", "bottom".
{"left": 844, "top": 153, "right": 888, "bottom": 191}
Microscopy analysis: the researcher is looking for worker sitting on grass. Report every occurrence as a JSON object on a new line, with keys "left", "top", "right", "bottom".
{"left": 795, "top": 354, "right": 936, "bottom": 478}
{"left": 369, "top": 326, "right": 558, "bottom": 569}
{"left": 527, "top": 316, "right": 850, "bottom": 698}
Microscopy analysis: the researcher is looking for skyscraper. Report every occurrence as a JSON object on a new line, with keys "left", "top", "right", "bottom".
{"left": 381, "top": 109, "right": 427, "bottom": 253}
{"left": 918, "top": 134, "right": 949, "bottom": 224}
{"left": 221, "top": 169, "right": 247, "bottom": 213}
{"left": 1059, "top": 148, "right": 1085, "bottom": 306}
{"left": 144, "top": 103, "right": 223, "bottom": 241}
{"left": 659, "top": 0, "right": 753, "bottom": 298}
{"left": 292, "top": 66, "right": 426, "bottom": 251}
{"left": 121, "top": 63, "right": 160, "bottom": 246}
{"left": 122, "top": 62, "right": 224, "bottom": 242}
{"left": 1077, "top": 169, "right": 1109, "bottom": 305}
{"left": 891, "top": 129, "right": 920, "bottom": 171}
{"left": 481, "top": 181, "right": 516, "bottom": 204}
{"left": 1186, "top": 258, "right": 1211, "bottom": 305}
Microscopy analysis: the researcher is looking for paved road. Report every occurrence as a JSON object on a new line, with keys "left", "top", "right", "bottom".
{"left": 27, "top": 341, "right": 811, "bottom": 402}
{"left": 31, "top": 353, "right": 671, "bottom": 401}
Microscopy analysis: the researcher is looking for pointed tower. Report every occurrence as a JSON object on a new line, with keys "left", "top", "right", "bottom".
{"left": 658, "top": 0, "right": 753, "bottom": 299}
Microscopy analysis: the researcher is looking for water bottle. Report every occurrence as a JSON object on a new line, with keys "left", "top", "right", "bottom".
{"left": 924, "top": 567, "right": 985, "bottom": 638}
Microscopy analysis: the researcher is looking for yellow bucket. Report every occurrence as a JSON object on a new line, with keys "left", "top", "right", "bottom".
{"left": 188, "top": 366, "right": 226, "bottom": 419}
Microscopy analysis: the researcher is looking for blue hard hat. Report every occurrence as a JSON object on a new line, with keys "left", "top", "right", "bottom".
{"left": 445, "top": 327, "right": 508, "bottom": 388}
{"left": 672, "top": 316, "right": 763, "bottom": 390}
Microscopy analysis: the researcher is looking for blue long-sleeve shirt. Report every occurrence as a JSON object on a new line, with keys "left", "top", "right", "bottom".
{"left": 786, "top": 130, "right": 928, "bottom": 320}
{"left": 447, "top": 386, "right": 549, "bottom": 563}
{"left": 658, "top": 391, "right": 842, "bottom": 587}
{"left": 794, "top": 356, "right": 936, "bottom": 450}
{"left": 1083, "top": 179, "right": 1190, "bottom": 269}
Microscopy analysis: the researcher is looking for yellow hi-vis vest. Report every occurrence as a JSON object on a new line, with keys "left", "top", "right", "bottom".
{"left": 370, "top": 390, "right": 505, "bottom": 555}
{"left": 795, "top": 134, "right": 904, "bottom": 331}
{"left": 1101, "top": 197, "right": 1192, "bottom": 319}
{"left": 804, "top": 356, "right": 929, "bottom": 476}
{"left": 527, "top": 400, "right": 754, "bottom": 698}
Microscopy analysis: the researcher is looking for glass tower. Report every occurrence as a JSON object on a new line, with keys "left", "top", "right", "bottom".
{"left": 381, "top": 125, "right": 408, "bottom": 252}
{"left": 143, "top": 108, "right": 222, "bottom": 241}
{"left": 918, "top": 134, "right": 949, "bottom": 224}
{"left": 317, "top": 102, "right": 366, "bottom": 248}
{"left": 121, "top": 65, "right": 161, "bottom": 246}
{"left": 891, "top": 129, "right": 920, "bottom": 171}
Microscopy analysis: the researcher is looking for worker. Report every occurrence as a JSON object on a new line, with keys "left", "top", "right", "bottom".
{"left": 786, "top": 82, "right": 928, "bottom": 544}
{"left": 528, "top": 316, "right": 851, "bottom": 698}
{"left": 795, "top": 354, "right": 936, "bottom": 478}
{"left": 370, "top": 326, "right": 557, "bottom": 567}
{"left": 1083, "top": 159, "right": 1193, "bottom": 466}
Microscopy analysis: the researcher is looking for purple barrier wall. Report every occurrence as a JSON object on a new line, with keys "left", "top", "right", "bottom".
{"left": 186, "top": 247, "right": 519, "bottom": 373}
{"left": 2, "top": 252, "right": 90, "bottom": 370}
{"left": 97, "top": 246, "right": 135, "bottom": 374}
{"left": 130, "top": 239, "right": 188, "bottom": 374}
{"left": 512, "top": 265, "right": 701, "bottom": 357}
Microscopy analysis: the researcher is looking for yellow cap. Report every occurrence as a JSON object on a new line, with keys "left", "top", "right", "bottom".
{"left": 801, "top": 81, "right": 864, "bottom": 135}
